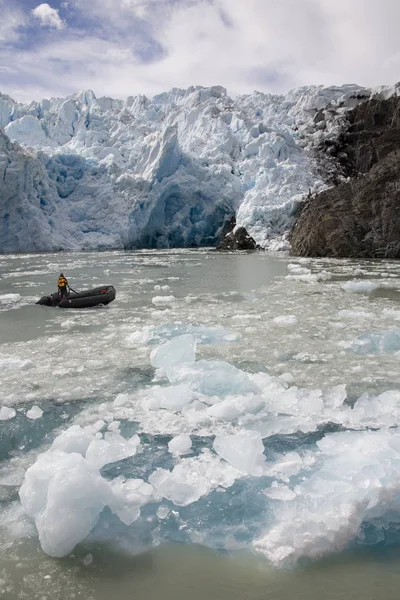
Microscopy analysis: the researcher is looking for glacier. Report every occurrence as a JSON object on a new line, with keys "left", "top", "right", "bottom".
{"left": 0, "top": 83, "right": 396, "bottom": 252}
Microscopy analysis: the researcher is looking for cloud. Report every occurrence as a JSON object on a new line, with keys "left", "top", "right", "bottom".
{"left": 32, "top": 3, "right": 65, "bottom": 30}
{"left": 0, "top": 1, "right": 27, "bottom": 44}
{"left": 2, "top": 0, "right": 400, "bottom": 102}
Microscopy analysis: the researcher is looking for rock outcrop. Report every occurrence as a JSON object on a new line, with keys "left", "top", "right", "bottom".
{"left": 291, "top": 95, "right": 400, "bottom": 258}
{"left": 217, "top": 223, "right": 258, "bottom": 251}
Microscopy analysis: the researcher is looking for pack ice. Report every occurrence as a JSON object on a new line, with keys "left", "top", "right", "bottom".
{"left": 0, "top": 83, "right": 390, "bottom": 252}
{"left": 17, "top": 331, "right": 400, "bottom": 562}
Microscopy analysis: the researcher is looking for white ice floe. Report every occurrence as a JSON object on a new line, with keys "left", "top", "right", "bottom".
{"left": 0, "top": 355, "right": 34, "bottom": 371}
{"left": 148, "top": 449, "right": 241, "bottom": 507}
{"left": 338, "top": 309, "right": 374, "bottom": 319}
{"left": 254, "top": 429, "right": 400, "bottom": 567}
{"left": 0, "top": 406, "right": 16, "bottom": 421}
{"left": 213, "top": 430, "right": 265, "bottom": 475}
{"left": 19, "top": 450, "right": 114, "bottom": 558}
{"left": 341, "top": 280, "right": 379, "bottom": 294}
{"left": 342, "top": 329, "right": 400, "bottom": 354}
{"left": 272, "top": 315, "right": 298, "bottom": 326}
{"left": 168, "top": 433, "right": 192, "bottom": 456}
{"left": 26, "top": 406, "right": 43, "bottom": 420}
{"left": 0, "top": 293, "right": 21, "bottom": 305}
{"left": 86, "top": 432, "right": 141, "bottom": 469}
{"left": 150, "top": 334, "right": 196, "bottom": 369}
{"left": 151, "top": 296, "right": 176, "bottom": 306}
{"left": 18, "top": 424, "right": 148, "bottom": 557}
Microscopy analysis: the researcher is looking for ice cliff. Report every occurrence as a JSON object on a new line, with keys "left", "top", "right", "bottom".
{"left": 0, "top": 83, "right": 395, "bottom": 253}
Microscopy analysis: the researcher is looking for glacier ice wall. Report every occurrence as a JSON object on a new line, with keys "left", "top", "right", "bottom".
{"left": 0, "top": 83, "right": 392, "bottom": 253}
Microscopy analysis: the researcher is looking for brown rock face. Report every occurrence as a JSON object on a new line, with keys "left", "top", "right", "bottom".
{"left": 291, "top": 95, "right": 400, "bottom": 258}
{"left": 217, "top": 226, "right": 258, "bottom": 251}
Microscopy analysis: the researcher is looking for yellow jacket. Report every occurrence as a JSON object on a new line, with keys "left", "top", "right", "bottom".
{"left": 58, "top": 275, "right": 68, "bottom": 288}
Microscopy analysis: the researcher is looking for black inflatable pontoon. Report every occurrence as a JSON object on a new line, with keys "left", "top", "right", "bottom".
{"left": 37, "top": 285, "right": 116, "bottom": 309}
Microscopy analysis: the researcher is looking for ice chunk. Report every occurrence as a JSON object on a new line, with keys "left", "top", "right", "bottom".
{"left": 338, "top": 309, "right": 374, "bottom": 319}
{"left": 156, "top": 506, "right": 170, "bottom": 519}
{"left": 272, "top": 315, "right": 298, "bottom": 326}
{"left": 26, "top": 405, "right": 43, "bottom": 420}
{"left": 213, "top": 430, "right": 265, "bottom": 475}
{"left": 85, "top": 433, "right": 140, "bottom": 469}
{"left": 166, "top": 360, "right": 256, "bottom": 397}
{"left": 0, "top": 293, "right": 21, "bottom": 306}
{"left": 151, "top": 296, "right": 175, "bottom": 305}
{"left": 168, "top": 434, "right": 192, "bottom": 456}
{"left": 323, "top": 384, "right": 347, "bottom": 409}
{"left": 207, "top": 394, "right": 264, "bottom": 421}
{"left": 113, "top": 393, "right": 130, "bottom": 407}
{"left": 341, "top": 280, "right": 379, "bottom": 294}
{"left": 344, "top": 329, "right": 400, "bottom": 354}
{"left": 83, "top": 553, "right": 93, "bottom": 566}
{"left": 0, "top": 355, "right": 34, "bottom": 371}
{"left": 51, "top": 425, "right": 96, "bottom": 456}
{"left": 254, "top": 430, "right": 400, "bottom": 567}
{"left": 0, "top": 406, "right": 16, "bottom": 420}
{"left": 108, "top": 476, "right": 154, "bottom": 525}
{"left": 264, "top": 482, "right": 297, "bottom": 501}
{"left": 153, "top": 384, "right": 194, "bottom": 412}
{"left": 149, "top": 450, "right": 240, "bottom": 506}
{"left": 19, "top": 450, "right": 113, "bottom": 558}
{"left": 150, "top": 334, "right": 196, "bottom": 369}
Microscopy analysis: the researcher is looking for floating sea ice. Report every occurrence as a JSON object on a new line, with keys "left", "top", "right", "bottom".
{"left": 272, "top": 315, "right": 298, "bottom": 326}
{"left": 85, "top": 432, "right": 141, "bottom": 469}
{"left": 206, "top": 393, "right": 264, "bottom": 421}
{"left": 83, "top": 554, "right": 93, "bottom": 567}
{"left": 0, "top": 293, "right": 21, "bottom": 305}
{"left": 287, "top": 264, "right": 310, "bottom": 275}
{"left": 51, "top": 425, "right": 97, "bottom": 456}
{"left": 341, "top": 280, "right": 379, "bottom": 294}
{"left": 26, "top": 405, "right": 43, "bottom": 420}
{"left": 0, "top": 355, "right": 34, "bottom": 371}
{"left": 0, "top": 406, "right": 16, "bottom": 420}
{"left": 152, "top": 384, "right": 194, "bottom": 412}
{"left": 168, "top": 434, "right": 192, "bottom": 456}
{"left": 343, "top": 329, "right": 400, "bottom": 354}
{"left": 19, "top": 450, "right": 113, "bottom": 558}
{"left": 150, "top": 334, "right": 196, "bottom": 369}
{"left": 109, "top": 477, "right": 154, "bottom": 525}
{"left": 338, "top": 309, "right": 374, "bottom": 319}
{"left": 151, "top": 296, "right": 175, "bottom": 306}
{"left": 154, "top": 285, "right": 161, "bottom": 291}
{"left": 213, "top": 430, "right": 265, "bottom": 475}
{"left": 113, "top": 393, "right": 130, "bottom": 407}
{"left": 263, "top": 482, "right": 297, "bottom": 501}
{"left": 125, "top": 328, "right": 152, "bottom": 345}
{"left": 149, "top": 449, "right": 240, "bottom": 507}
{"left": 161, "top": 285, "right": 171, "bottom": 291}
{"left": 166, "top": 360, "right": 256, "bottom": 397}
{"left": 322, "top": 384, "right": 347, "bottom": 409}
{"left": 254, "top": 429, "right": 400, "bottom": 567}
{"left": 156, "top": 506, "right": 170, "bottom": 520}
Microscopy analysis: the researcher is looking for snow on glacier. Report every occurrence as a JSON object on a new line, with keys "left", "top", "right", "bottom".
{"left": 0, "top": 83, "right": 383, "bottom": 252}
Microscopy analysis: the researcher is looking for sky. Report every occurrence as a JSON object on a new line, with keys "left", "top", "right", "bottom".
{"left": 0, "top": 0, "right": 400, "bottom": 103}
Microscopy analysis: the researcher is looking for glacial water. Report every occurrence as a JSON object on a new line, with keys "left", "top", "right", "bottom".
{"left": 2, "top": 249, "right": 400, "bottom": 598}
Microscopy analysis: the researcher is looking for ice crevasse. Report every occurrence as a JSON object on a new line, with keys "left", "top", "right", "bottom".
{"left": 1, "top": 83, "right": 396, "bottom": 252}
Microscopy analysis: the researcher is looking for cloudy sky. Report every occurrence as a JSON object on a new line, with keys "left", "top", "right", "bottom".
{"left": 1, "top": 0, "right": 399, "bottom": 102}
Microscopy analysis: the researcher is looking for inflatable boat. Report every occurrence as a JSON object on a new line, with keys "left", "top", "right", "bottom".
{"left": 37, "top": 285, "right": 116, "bottom": 309}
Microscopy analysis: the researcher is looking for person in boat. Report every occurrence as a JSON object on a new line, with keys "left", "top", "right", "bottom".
{"left": 57, "top": 273, "right": 69, "bottom": 299}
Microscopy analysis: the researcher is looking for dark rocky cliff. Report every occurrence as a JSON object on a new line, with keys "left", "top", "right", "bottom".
{"left": 291, "top": 94, "right": 400, "bottom": 258}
